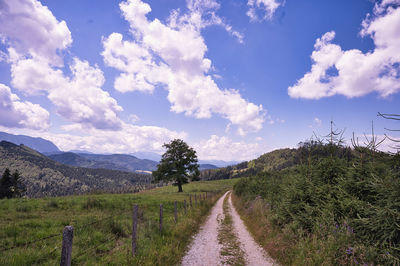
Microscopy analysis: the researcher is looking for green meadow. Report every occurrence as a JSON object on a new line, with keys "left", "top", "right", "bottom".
{"left": 0, "top": 179, "right": 238, "bottom": 265}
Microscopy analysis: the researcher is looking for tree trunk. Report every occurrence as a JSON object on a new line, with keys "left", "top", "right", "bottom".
{"left": 178, "top": 182, "right": 183, "bottom": 192}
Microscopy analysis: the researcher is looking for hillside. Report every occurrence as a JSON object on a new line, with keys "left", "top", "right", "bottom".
{"left": 0, "top": 141, "right": 151, "bottom": 197}
{"left": 48, "top": 152, "right": 158, "bottom": 172}
{"left": 201, "top": 143, "right": 356, "bottom": 180}
{"left": 0, "top": 131, "right": 60, "bottom": 153}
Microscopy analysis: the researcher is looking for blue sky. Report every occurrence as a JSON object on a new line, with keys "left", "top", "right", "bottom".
{"left": 0, "top": 0, "right": 399, "bottom": 161}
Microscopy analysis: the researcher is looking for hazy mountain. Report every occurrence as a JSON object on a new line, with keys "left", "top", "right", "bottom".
{"left": 0, "top": 141, "right": 151, "bottom": 197}
{"left": 198, "top": 160, "right": 239, "bottom": 168}
{"left": 47, "top": 152, "right": 130, "bottom": 171}
{"left": 49, "top": 152, "right": 158, "bottom": 172}
{"left": 131, "top": 151, "right": 162, "bottom": 161}
{"left": 68, "top": 149, "right": 94, "bottom": 154}
{"left": 0, "top": 131, "right": 60, "bottom": 153}
{"left": 131, "top": 151, "right": 231, "bottom": 168}
{"left": 198, "top": 164, "right": 218, "bottom": 170}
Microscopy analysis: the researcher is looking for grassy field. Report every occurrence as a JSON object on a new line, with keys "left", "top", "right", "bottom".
{"left": 0, "top": 179, "right": 238, "bottom": 265}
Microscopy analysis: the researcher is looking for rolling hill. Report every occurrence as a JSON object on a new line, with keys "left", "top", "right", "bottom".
{"left": 0, "top": 141, "right": 151, "bottom": 197}
{"left": 48, "top": 152, "right": 158, "bottom": 172}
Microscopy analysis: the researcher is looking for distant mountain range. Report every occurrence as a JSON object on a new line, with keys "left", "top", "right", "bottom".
{"left": 0, "top": 131, "right": 59, "bottom": 153}
{"left": 131, "top": 151, "right": 238, "bottom": 167}
{"left": 0, "top": 132, "right": 220, "bottom": 172}
{"left": 0, "top": 141, "right": 150, "bottom": 197}
{"left": 48, "top": 152, "right": 159, "bottom": 172}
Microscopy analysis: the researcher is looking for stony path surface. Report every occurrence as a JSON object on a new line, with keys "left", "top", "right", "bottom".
{"left": 181, "top": 191, "right": 276, "bottom": 266}
{"left": 181, "top": 191, "right": 228, "bottom": 266}
{"left": 228, "top": 193, "right": 275, "bottom": 266}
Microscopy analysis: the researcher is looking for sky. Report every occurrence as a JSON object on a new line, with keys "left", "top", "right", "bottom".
{"left": 0, "top": 0, "right": 399, "bottom": 161}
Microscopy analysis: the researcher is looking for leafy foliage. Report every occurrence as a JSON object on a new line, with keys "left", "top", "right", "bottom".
{"left": 153, "top": 139, "right": 199, "bottom": 192}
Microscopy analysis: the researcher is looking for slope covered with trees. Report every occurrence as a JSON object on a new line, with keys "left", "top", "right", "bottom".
{"left": 48, "top": 152, "right": 158, "bottom": 172}
{"left": 233, "top": 139, "right": 400, "bottom": 264}
{"left": 0, "top": 141, "right": 151, "bottom": 197}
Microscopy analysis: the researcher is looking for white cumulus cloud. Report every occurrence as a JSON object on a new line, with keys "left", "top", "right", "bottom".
{"left": 0, "top": 0, "right": 72, "bottom": 66}
{"left": 0, "top": 0, "right": 125, "bottom": 130}
{"left": 246, "top": 0, "right": 281, "bottom": 22}
{"left": 11, "top": 57, "right": 124, "bottom": 130}
{"left": 193, "top": 135, "right": 265, "bottom": 161}
{"left": 102, "top": 0, "right": 264, "bottom": 135}
{"left": 0, "top": 122, "right": 186, "bottom": 154}
{"left": 0, "top": 84, "right": 49, "bottom": 130}
{"left": 288, "top": 2, "right": 400, "bottom": 99}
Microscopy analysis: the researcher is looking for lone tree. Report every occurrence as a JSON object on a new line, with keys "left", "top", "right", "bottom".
{"left": 153, "top": 139, "right": 200, "bottom": 192}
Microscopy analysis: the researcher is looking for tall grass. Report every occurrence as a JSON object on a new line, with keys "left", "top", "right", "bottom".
{"left": 0, "top": 179, "right": 238, "bottom": 265}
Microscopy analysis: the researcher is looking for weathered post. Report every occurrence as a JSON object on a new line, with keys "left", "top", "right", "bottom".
{"left": 184, "top": 199, "right": 187, "bottom": 215}
{"left": 174, "top": 201, "right": 178, "bottom": 223}
{"left": 60, "top": 226, "right": 74, "bottom": 266}
{"left": 194, "top": 194, "right": 197, "bottom": 206}
{"left": 132, "top": 204, "right": 138, "bottom": 256}
{"left": 159, "top": 204, "right": 163, "bottom": 233}
{"left": 189, "top": 195, "right": 192, "bottom": 208}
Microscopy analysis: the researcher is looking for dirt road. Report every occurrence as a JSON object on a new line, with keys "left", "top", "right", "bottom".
{"left": 181, "top": 191, "right": 275, "bottom": 266}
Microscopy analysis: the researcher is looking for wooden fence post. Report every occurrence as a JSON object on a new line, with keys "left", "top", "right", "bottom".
{"left": 174, "top": 201, "right": 178, "bottom": 223}
{"left": 159, "top": 204, "right": 163, "bottom": 233}
{"left": 132, "top": 204, "right": 138, "bottom": 256}
{"left": 60, "top": 226, "right": 74, "bottom": 266}
{"left": 194, "top": 194, "right": 197, "bottom": 206}
{"left": 189, "top": 195, "right": 192, "bottom": 208}
{"left": 184, "top": 199, "right": 187, "bottom": 215}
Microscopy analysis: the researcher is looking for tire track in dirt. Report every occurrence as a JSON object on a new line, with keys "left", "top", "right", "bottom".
{"left": 181, "top": 191, "right": 276, "bottom": 266}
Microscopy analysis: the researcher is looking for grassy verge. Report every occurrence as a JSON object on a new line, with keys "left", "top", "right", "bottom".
{"left": 218, "top": 192, "right": 246, "bottom": 266}
{"left": 232, "top": 192, "right": 363, "bottom": 266}
{"left": 0, "top": 179, "right": 238, "bottom": 265}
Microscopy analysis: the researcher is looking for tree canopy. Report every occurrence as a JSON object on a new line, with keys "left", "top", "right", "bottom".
{"left": 152, "top": 139, "right": 200, "bottom": 192}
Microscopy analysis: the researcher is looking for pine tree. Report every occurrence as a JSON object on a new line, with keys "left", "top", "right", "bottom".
{"left": 0, "top": 169, "right": 25, "bottom": 199}
{"left": 0, "top": 168, "right": 13, "bottom": 199}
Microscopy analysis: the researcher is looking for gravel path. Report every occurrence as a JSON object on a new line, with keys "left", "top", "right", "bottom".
{"left": 181, "top": 191, "right": 276, "bottom": 266}
{"left": 181, "top": 191, "right": 229, "bottom": 266}
{"left": 228, "top": 193, "right": 275, "bottom": 266}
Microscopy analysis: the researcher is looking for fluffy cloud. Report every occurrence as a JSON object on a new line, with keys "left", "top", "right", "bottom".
{"left": 246, "top": 0, "right": 281, "bottom": 22}
{"left": 0, "top": 0, "right": 125, "bottom": 130}
{"left": 0, "top": 0, "right": 72, "bottom": 66}
{"left": 193, "top": 135, "right": 265, "bottom": 161}
{"left": 288, "top": 2, "right": 400, "bottom": 99}
{"left": 0, "top": 122, "right": 186, "bottom": 154}
{"left": 102, "top": 0, "right": 264, "bottom": 135}
{"left": 0, "top": 84, "right": 49, "bottom": 130}
{"left": 11, "top": 57, "right": 123, "bottom": 130}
